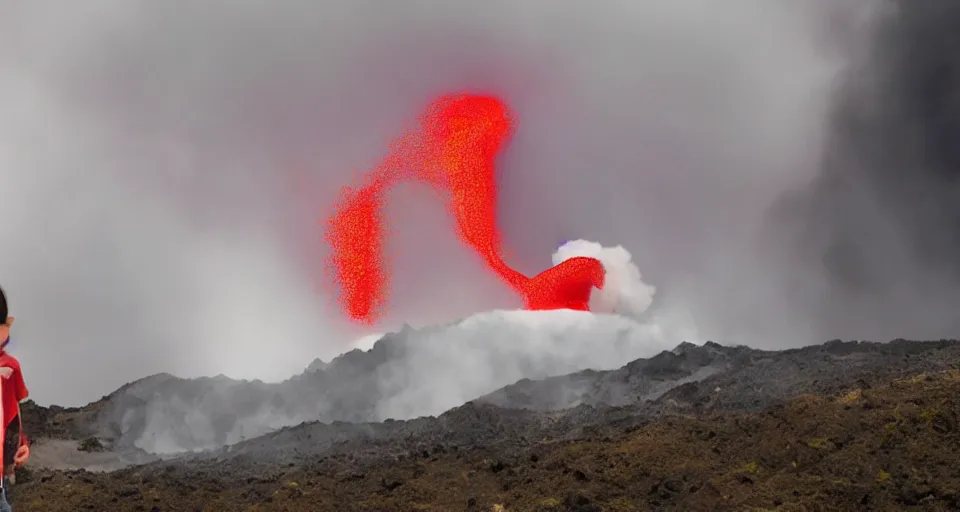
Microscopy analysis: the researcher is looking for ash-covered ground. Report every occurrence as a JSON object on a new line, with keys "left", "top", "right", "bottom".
{"left": 11, "top": 333, "right": 960, "bottom": 511}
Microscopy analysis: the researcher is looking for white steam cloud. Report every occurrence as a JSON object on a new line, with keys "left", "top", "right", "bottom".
{"left": 552, "top": 239, "right": 657, "bottom": 317}
{"left": 106, "top": 307, "right": 689, "bottom": 456}
{"left": 102, "top": 238, "right": 689, "bottom": 457}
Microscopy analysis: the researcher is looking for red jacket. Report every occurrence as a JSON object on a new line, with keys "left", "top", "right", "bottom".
{"left": 0, "top": 352, "right": 27, "bottom": 428}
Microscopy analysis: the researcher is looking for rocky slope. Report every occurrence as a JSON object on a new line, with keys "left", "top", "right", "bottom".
{"left": 29, "top": 311, "right": 679, "bottom": 455}
{"left": 11, "top": 338, "right": 960, "bottom": 511}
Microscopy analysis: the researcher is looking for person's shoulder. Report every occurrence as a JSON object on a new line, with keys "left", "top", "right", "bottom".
{"left": 0, "top": 352, "right": 21, "bottom": 368}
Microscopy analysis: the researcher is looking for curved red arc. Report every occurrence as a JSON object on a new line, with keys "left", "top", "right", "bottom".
{"left": 324, "top": 93, "right": 604, "bottom": 324}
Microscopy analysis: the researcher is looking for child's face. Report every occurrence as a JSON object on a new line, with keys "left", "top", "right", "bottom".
{"left": 0, "top": 316, "right": 13, "bottom": 343}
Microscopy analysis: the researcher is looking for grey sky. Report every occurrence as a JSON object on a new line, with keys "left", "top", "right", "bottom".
{"left": 0, "top": 0, "right": 884, "bottom": 406}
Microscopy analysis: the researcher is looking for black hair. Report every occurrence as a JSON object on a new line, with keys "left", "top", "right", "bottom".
{"left": 0, "top": 285, "right": 6, "bottom": 321}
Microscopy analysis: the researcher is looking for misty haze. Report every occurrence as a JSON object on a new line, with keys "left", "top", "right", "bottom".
{"left": 0, "top": 0, "right": 871, "bottom": 407}
{"left": 4, "top": 1, "right": 960, "bottom": 509}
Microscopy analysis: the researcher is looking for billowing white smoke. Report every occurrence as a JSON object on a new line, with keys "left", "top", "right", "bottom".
{"left": 552, "top": 239, "right": 657, "bottom": 317}
{"left": 118, "top": 240, "right": 682, "bottom": 457}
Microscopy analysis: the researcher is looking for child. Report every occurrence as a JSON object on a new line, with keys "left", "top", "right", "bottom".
{"left": 0, "top": 287, "right": 28, "bottom": 491}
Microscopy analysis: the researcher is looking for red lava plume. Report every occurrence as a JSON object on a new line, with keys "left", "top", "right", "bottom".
{"left": 324, "top": 93, "right": 605, "bottom": 325}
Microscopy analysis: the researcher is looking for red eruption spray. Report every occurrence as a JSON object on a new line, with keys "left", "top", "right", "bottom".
{"left": 325, "top": 93, "right": 605, "bottom": 325}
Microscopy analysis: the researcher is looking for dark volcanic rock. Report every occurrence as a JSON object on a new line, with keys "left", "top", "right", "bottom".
{"left": 27, "top": 314, "right": 679, "bottom": 454}
{"left": 139, "top": 338, "right": 960, "bottom": 472}
{"left": 22, "top": 337, "right": 960, "bottom": 467}
{"left": 477, "top": 340, "right": 740, "bottom": 410}
{"left": 16, "top": 339, "right": 960, "bottom": 512}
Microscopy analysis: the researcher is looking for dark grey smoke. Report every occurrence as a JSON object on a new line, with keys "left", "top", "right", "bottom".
{"left": 771, "top": 1, "right": 960, "bottom": 341}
